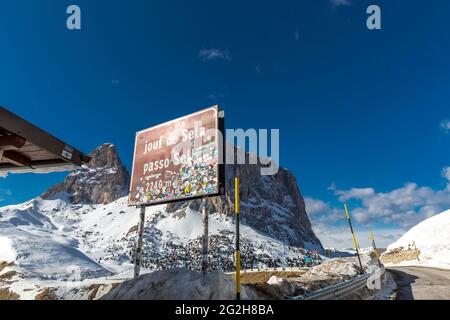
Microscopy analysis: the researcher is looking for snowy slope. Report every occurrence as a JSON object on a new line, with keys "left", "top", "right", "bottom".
{"left": 0, "top": 235, "right": 15, "bottom": 262}
{"left": 0, "top": 198, "right": 112, "bottom": 280}
{"left": 0, "top": 194, "right": 319, "bottom": 299}
{"left": 384, "top": 209, "right": 450, "bottom": 269}
{"left": 71, "top": 196, "right": 314, "bottom": 272}
{"left": 0, "top": 144, "right": 323, "bottom": 299}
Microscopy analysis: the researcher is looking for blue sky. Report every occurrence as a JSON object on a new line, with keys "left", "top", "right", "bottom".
{"left": 1, "top": 0, "right": 450, "bottom": 248}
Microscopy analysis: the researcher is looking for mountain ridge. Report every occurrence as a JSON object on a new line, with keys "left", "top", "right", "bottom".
{"left": 47, "top": 143, "right": 321, "bottom": 248}
{"left": 41, "top": 144, "right": 130, "bottom": 205}
{"left": 1, "top": 143, "right": 323, "bottom": 275}
{"left": 382, "top": 209, "right": 450, "bottom": 269}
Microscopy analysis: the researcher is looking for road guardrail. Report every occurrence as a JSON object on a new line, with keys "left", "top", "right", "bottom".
{"left": 291, "top": 267, "right": 385, "bottom": 300}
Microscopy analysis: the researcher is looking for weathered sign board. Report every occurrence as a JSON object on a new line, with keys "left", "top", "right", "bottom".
{"left": 128, "top": 106, "right": 225, "bottom": 207}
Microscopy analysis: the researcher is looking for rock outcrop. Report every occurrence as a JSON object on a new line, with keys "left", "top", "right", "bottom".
{"left": 42, "top": 144, "right": 130, "bottom": 204}
{"left": 42, "top": 143, "right": 321, "bottom": 249}
{"left": 167, "top": 156, "right": 322, "bottom": 249}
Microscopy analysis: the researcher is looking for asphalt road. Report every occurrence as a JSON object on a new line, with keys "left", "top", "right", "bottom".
{"left": 387, "top": 266, "right": 450, "bottom": 300}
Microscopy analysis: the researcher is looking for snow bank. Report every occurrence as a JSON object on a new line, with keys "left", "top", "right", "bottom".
{"left": 102, "top": 268, "right": 261, "bottom": 300}
{"left": 384, "top": 209, "right": 450, "bottom": 269}
{"left": 0, "top": 225, "right": 112, "bottom": 280}
{"left": 0, "top": 236, "right": 16, "bottom": 262}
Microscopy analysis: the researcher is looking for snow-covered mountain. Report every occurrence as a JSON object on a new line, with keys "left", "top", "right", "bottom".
{"left": 382, "top": 209, "right": 450, "bottom": 269}
{"left": 0, "top": 143, "right": 323, "bottom": 298}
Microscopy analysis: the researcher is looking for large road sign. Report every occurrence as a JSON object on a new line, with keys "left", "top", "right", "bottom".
{"left": 129, "top": 106, "right": 225, "bottom": 207}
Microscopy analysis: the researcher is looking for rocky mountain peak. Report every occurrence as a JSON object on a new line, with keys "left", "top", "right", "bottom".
{"left": 42, "top": 143, "right": 130, "bottom": 204}
{"left": 166, "top": 149, "right": 323, "bottom": 249}
{"left": 41, "top": 143, "right": 321, "bottom": 249}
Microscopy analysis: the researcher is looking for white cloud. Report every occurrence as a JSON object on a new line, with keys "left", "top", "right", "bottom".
{"left": 207, "top": 93, "right": 228, "bottom": 100}
{"left": 313, "top": 224, "right": 405, "bottom": 249}
{"left": 335, "top": 187, "right": 375, "bottom": 202}
{"left": 0, "top": 188, "right": 12, "bottom": 202}
{"left": 318, "top": 167, "right": 450, "bottom": 230}
{"left": 440, "top": 119, "right": 450, "bottom": 133}
{"left": 334, "top": 179, "right": 450, "bottom": 228}
{"left": 307, "top": 167, "right": 450, "bottom": 248}
{"left": 306, "top": 196, "right": 405, "bottom": 248}
{"left": 305, "top": 197, "right": 348, "bottom": 246}
{"left": 0, "top": 188, "right": 11, "bottom": 196}
{"left": 330, "top": 0, "right": 351, "bottom": 7}
{"left": 443, "top": 167, "right": 450, "bottom": 190}
{"left": 305, "top": 197, "right": 329, "bottom": 216}
{"left": 198, "top": 48, "right": 231, "bottom": 61}
{"left": 305, "top": 197, "right": 343, "bottom": 220}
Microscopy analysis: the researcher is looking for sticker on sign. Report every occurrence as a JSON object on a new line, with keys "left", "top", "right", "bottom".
{"left": 128, "top": 106, "right": 225, "bottom": 207}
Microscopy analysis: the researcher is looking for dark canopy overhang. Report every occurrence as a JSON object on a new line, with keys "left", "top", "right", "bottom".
{"left": 0, "top": 106, "right": 90, "bottom": 175}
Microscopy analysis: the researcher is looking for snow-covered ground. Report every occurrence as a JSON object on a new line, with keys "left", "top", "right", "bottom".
{"left": 102, "top": 268, "right": 262, "bottom": 300}
{"left": 0, "top": 194, "right": 390, "bottom": 300}
{"left": 0, "top": 195, "right": 317, "bottom": 299}
{"left": 382, "top": 209, "right": 450, "bottom": 270}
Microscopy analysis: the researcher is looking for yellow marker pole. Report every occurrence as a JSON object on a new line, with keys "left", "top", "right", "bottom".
{"left": 370, "top": 231, "right": 381, "bottom": 266}
{"left": 235, "top": 167, "right": 241, "bottom": 300}
{"left": 344, "top": 202, "right": 365, "bottom": 274}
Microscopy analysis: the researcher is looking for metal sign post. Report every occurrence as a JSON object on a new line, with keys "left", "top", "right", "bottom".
{"left": 370, "top": 231, "right": 382, "bottom": 266}
{"left": 128, "top": 106, "right": 224, "bottom": 207}
{"left": 344, "top": 202, "right": 365, "bottom": 274}
{"left": 128, "top": 106, "right": 226, "bottom": 279}
{"left": 134, "top": 206, "right": 146, "bottom": 279}
{"left": 201, "top": 197, "right": 209, "bottom": 273}
{"left": 235, "top": 166, "right": 241, "bottom": 300}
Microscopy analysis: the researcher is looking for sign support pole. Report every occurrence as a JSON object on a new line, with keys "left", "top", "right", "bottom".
{"left": 344, "top": 202, "right": 365, "bottom": 274}
{"left": 370, "top": 231, "right": 382, "bottom": 266}
{"left": 134, "top": 205, "right": 146, "bottom": 279}
{"left": 201, "top": 197, "right": 209, "bottom": 273}
{"left": 235, "top": 166, "right": 241, "bottom": 300}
